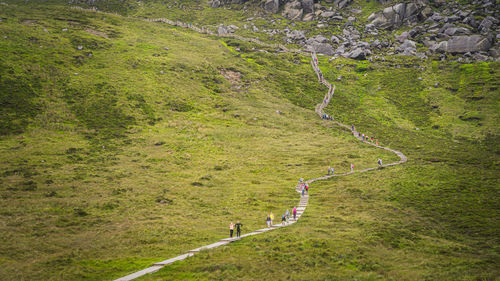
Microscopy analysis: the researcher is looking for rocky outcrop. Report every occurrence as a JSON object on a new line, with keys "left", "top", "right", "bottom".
{"left": 282, "top": 0, "right": 316, "bottom": 21}
{"left": 368, "top": 2, "right": 425, "bottom": 29}
{"left": 434, "top": 35, "right": 492, "bottom": 53}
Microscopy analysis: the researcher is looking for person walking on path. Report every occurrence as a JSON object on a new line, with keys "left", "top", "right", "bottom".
{"left": 378, "top": 158, "right": 382, "bottom": 166}
{"left": 293, "top": 207, "right": 297, "bottom": 220}
{"left": 328, "top": 166, "right": 331, "bottom": 175}
{"left": 362, "top": 134, "right": 365, "bottom": 141}
{"left": 270, "top": 212, "right": 275, "bottom": 226}
{"left": 330, "top": 167, "right": 334, "bottom": 175}
{"left": 285, "top": 209, "right": 290, "bottom": 222}
{"left": 235, "top": 221, "right": 243, "bottom": 237}
{"left": 351, "top": 124, "right": 355, "bottom": 131}
{"left": 305, "top": 183, "right": 309, "bottom": 193}
{"left": 350, "top": 163, "right": 354, "bottom": 172}
{"left": 282, "top": 214, "right": 286, "bottom": 225}
{"left": 229, "top": 222, "right": 234, "bottom": 238}
{"left": 301, "top": 184, "right": 305, "bottom": 196}
{"left": 266, "top": 215, "right": 271, "bottom": 228}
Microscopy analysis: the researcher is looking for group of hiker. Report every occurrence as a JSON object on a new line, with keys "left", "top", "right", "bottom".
{"left": 228, "top": 221, "right": 243, "bottom": 238}
{"left": 321, "top": 113, "right": 333, "bottom": 120}
{"left": 266, "top": 207, "right": 298, "bottom": 227}
{"left": 296, "top": 178, "right": 309, "bottom": 197}
{"left": 352, "top": 124, "right": 379, "bottom": 145}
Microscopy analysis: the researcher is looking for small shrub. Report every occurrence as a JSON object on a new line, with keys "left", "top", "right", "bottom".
{"left": 21, "top": 180, "right": 37, "bottom": 191}
{"left": 74, "top": 208, "right": 88, "bottom": 216}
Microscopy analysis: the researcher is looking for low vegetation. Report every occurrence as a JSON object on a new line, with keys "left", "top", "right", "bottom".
{"left": 0, "top": 2, "right": 498, "bottom": 281}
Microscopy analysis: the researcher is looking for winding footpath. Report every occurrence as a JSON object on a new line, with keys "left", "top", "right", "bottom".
{"left": 65, "top": 9, "right": 407, "bottom": 280}
{"left": 114, "top": 53, "right": 407, "bottom": 281}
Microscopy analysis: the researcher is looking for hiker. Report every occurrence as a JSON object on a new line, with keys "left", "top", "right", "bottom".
{"left": 330, "top": 167, "right": 334, "bottom": 175}
{"left": 350, "top": 163, "right": 354, "bottom": 172}
{"left": 266, "top": 214, "right": 271, "bottom": 227}
{"left": 301, "top": 184, "right": 305, "bottom": 196}
{"left": 376, "top": 139, "right": 379, "bottom": 145}
{"left": 371, "top": 137, "right": 374, "bottom": 143}
{"left": 282, "top": 214, "right": 286, "bottom": 225}
{"left": 270, "top": 212, "right": 275, "bottom": 225}
{"left": 235, "top": 221, "right": 243, "bottom": 237}
{"left": 293, "top": 207, "right": 297, "bottom": 219}
{"left": 328, "top": 167, "right": 331, "bottom": 175}
{"left": 378, "top": 158, "right": 382, "bottom": 166}
{"left": 305, "top": 183, "right": 309, "bottom": 193}
{"left": 362, "top": 134, "right": 365, "bottom": 141}
{"left": 285, "top": 209, "right": 290, "bottom": 222}
{"left": 351, "top": 124, "right": 355, "bottom": 131}
{"left": 229, "top": 222, "right": 234, "bottom": 238}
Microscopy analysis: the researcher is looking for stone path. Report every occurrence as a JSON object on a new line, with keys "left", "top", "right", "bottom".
{"left": 63, "top": 9, "right": 407, "bottom": 280}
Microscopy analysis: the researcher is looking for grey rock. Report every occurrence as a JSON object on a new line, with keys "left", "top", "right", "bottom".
{"left": 282, "top": 1, "right": 303, "bottom": 21}
{"left": 479, "top": 17, "right": 493, "bottom": 32}
{"left": 334, "top": 0, "right": 351, "bottom": 9}
{"left": 307, "top": 34, "right": 329, "bottom": 44}
{"left": 264, "top": 0, "right": 279, "bottom": 13}
{"left": 488, "top": 48, "right": 500, "bottom": 58}
{"left": 287, "top": 29, "right": 306, "bottom": 40}
{"left": 307, "top": 42, "right": 335, "bottom": 55}
{"left": 348, "top": 16, "right": 356, "bottom": 22}
{"left": 321, "top": 11, "right": 335, "bottom": 18}
{"left": 396, "top": 39, "right": 417, "bottom": 55}
{"left": 437, "top": 35, "right": 492, "bottom": 53}
{"left": 396, "top": 31, "right": 410, "bottom": 42}
{"left": 301, "top": 0, "right": 314, "bottom": 14}
{"left": 346, "top": 47, "right": 367, "bottom": 60}
{"left": 331, "top": 35, "right": 340, "bottom": 44}
{"left": 210, "top": 0, "right": 221, "bottom": 8}
{"left": 369, "top": 2, "right": 421, "bottom": 29}
{"left": 302, "top": 13, "right": 314, "bottom": 21}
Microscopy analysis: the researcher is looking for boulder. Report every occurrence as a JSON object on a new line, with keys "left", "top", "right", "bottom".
{"left": 321, "top": 11, "right": 335, "bottom": 18}
{"left": 396, "top": 39, "right": 417, "bottom": 55}
{"left": 345, "top": 47, "right": 367, "bottom": 60}
{"left": 282, "top": 1, "right": 303, "bottom": 21}
{"left": 286, "top": 29, "right": 306, "bottom": 41}
{"left": 437, "top": 35, "right": 491, "bottom": 53}
{"left": 396, "top": 31, "right": 410, "bottom": 42}
{"left": 302, "top": 13, "right": 314, "bottom": 21}
{"left": 334, "top": 0, "right": 351, "bottom": 9}
{"left": 307, "top": 34, "right": 329, "bottom": 44}
{"left": 264, "top": 0, "right": 279, "bottom": 13}
{"left": 331, "top": 35, "right": 340, "bottom": 44}
{"left": 210, "top": 0, "right": 221, "bottom": 8}
{"left": 306, "top": 42, "right": 335, "bottom": 56}
{"left": 479, "top": 17, "right": 494, "bottom": 32}
{"left": 301, "top": 0, "right": 314, "bottom": 14}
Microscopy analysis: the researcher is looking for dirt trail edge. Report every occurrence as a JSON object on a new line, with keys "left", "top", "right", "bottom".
{"left": 63, "top": 10, "right": 409, "bottom": 280}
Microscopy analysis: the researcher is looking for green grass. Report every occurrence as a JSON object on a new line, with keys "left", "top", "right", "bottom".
{"left": 138, "top": 41, "right": 499, "bottom": 281}
{"left": 0, "top": 4, "right": 397, "bottom": 280}
{"left": 1, "top": 2, "right": 499, "bottom": 281}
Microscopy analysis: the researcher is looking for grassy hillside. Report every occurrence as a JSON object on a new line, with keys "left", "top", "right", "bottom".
{"left": 0, "top": 3, "right": 399, "bottom": 280}
{"left": 138, "top": 38, "right": 500, "bottom": 281}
